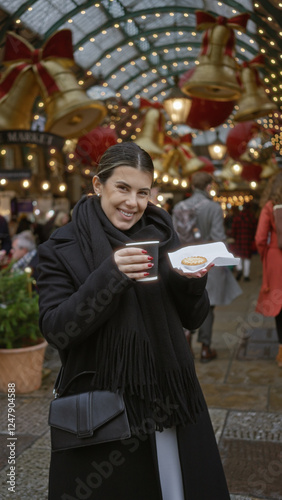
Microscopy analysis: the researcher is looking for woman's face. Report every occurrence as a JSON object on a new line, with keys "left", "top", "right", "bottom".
{"left": 93, "top": 166, "right": 152, "bottom": 230}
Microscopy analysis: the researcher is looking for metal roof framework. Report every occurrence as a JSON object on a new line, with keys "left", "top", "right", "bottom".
{"left": 0, "top": 0, "right": 281, "bottom": 146}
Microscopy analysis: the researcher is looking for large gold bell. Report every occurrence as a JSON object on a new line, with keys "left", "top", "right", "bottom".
{"left": 0, "top": 68, "right": 40, "bottom": 129}
{"left": 233, "top": 66, "right": 277, "bottom": 122}
{"left": 42, "top": 61, "right": 107, "bottom": 139}
{"left": 182, "top": 23, "right": 242, "bottom": 101}
{"left": 134, "top": 108, "right": 164, "bottom": 156}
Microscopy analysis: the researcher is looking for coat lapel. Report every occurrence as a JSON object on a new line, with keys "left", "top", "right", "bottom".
{"left": 50, "top": 225, "right": 90, "bottom": 286}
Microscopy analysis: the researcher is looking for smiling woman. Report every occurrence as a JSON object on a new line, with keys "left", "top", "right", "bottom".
{"left": 37, "top": 142, "right": 230, "bottom": 500}
{"left": 92, "top": 143, "right": 153, "bottom": 230}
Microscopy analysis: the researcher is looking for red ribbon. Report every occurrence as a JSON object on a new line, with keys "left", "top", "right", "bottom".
{"left": 164, "top": 135, "right": 195, "bottom": 161}
{"left": 242, "top": 54, "right": 265, "bottom": 68}
{"left": 140, "top": 98, "right": 163, "bottom": 110}
{"left": 196, "top": 11, "right": 250, "bottom": 31}
{"left": 0, "top": 30, "right": 74, "bottom": 100}
{"left": 197, "top": 11, "right": 250, "bottom": 57}
{"left": 241, "top": 54, "right": 265, "bottom": 87}
{"left": 164, "top": 134, "right": 192, "bottom": 147}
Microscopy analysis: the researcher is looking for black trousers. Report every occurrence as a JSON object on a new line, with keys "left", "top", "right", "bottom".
{"left": 275, "top": 307, "right": 282, "bottom": 343}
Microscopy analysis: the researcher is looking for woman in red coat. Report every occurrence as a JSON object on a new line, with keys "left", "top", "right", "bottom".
{"left": 255, "top": 172, "right": 282, "bottom": 367}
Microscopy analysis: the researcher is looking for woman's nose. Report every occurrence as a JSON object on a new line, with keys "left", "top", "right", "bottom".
{"left": 125, "top": 192, "right": 137, "bottom": 207}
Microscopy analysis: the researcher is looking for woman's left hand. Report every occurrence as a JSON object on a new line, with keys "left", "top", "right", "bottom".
{"left": 174, "top": 263, "right": 215, "bottom": 279}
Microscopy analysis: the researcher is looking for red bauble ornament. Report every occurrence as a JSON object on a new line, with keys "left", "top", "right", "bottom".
{"left": 241, "top": 162, "right": 262, "bottom": 182}
{"left": 75, "top": 126, "right": 118, "bottom": 165}
{"left": 179, "top": 69, "right": 235, "bottom": 130}
{"left": 226, "top": 121, "right": 260, "bottom": 160}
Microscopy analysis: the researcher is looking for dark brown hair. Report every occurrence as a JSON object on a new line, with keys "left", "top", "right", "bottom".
{"left": 191, "top": 171, "right": 213, "bottom": 191}
{"left": 96, "top": 142, "right": 154, "bottom": 184}
{"left": 259, "top": 171, "right": 282, "bottom": 207}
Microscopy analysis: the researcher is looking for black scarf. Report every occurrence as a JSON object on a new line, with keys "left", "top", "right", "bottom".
{"left": 72, "top": 195, "right": 203, "bottom": 432}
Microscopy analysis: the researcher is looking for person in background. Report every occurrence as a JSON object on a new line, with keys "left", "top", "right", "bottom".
{"left": 16, "top": 214, "right": 32, "bottom": 234}
{"left": 163, "top": 197, "right": 174, "bottom": 215}
{"left": 173, "top": 171, "right": 242, "bottom": 362}
{"left": 37, "top": 142, "right": 230, "bottom": 500}
{"left": 255, "top": 172, "right": 282, "bottom": 368}
{"left": 231, "top": 202, "right": 257, "bottom": 282}
{"left": 39, "top": 210, "right": 70, "bottom": 242}
{"left": 10, "top": 230, "right": 38, "bottom": 280}
{"left": 0, "top": 214, "right": 12, "bottom": 266}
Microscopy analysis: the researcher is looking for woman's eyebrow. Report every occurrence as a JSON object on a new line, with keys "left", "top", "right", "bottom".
{"left": 115, "top": 180, "right": 150, "bottom": 191}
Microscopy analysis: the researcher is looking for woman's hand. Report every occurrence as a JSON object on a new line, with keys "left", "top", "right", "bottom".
{"left": 114, "top": 247, "right": 154, "bottom": 280}
{"left": 173, "top": 262, "right": 215, "bottom": 279}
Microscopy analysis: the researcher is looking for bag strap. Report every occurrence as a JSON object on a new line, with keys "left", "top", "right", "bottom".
{"left": 53, "top": 370, "right": 97, "bottom": 398}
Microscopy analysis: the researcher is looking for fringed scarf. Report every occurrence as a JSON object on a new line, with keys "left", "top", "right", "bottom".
{"left": 72, "top": 195, "right": 203, "bottom": 433}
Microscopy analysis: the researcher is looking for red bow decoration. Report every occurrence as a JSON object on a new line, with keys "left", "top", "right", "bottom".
{"left": 140, "top": 98, "right": 163, "bottom": 110}
{"left": 242, "top": 54, "right": 265, "bottom": 68}
{"left": 241, "top": 54, "right": 265, "bottom": 87}
{"left": 196, "top": 11, "right": 250, "bottom": 31}
{"left": 164, "top": 134, "right": 195, "bottom": 162}
{"left": 196, "top": 11, "right": 250, "bottom": 58}
{"left": 164, "top": 134, "right": 192, "bottom": 147}
{"left": 0, "top": 30, "right": 74, "bottom": 101}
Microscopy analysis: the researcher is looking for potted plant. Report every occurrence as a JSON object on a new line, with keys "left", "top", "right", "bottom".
{"left": 0, "top": 265, "right": 47, "bottom": 393}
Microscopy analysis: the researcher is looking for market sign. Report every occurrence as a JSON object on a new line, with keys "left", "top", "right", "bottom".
{"left": 0, "top": 130, "right": 65, "bottom": 149}
{"left": 0, "top": 170, "right": 32, "bottom": 180}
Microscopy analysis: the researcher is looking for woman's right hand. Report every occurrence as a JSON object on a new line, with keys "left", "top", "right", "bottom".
{"left": 114, "top": 247, "right": 154, "bottom": 280}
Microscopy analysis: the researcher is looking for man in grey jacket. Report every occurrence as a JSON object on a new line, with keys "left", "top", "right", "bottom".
{"left": 173, "top": 171, "right": 242, "bottom": 362}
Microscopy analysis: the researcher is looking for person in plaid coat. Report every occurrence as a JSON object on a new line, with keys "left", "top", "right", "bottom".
{"left": 231, "top": 202, "right": 257, "bottom": 281}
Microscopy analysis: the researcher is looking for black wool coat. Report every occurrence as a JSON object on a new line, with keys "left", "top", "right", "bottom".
{"left": 37, "top": 220, "right": 230, "bottom": 500}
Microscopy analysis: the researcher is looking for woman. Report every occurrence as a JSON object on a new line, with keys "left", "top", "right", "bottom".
{"left": 37, "top": 142, "right": 230, "bottom": 499}
{"left": 231, "top": 202, "right": 257, "bottom": 281}
{"left": 255, "top": 172, "right": 282, "bottom": 367}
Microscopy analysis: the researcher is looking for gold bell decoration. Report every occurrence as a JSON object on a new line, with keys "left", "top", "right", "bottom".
{"left": 233, "top": 55, "right": 277, "bottom": 122}
{"left": 162, "top": 135, "right": 205, "bottom": 177}
{"left": 260, "top": 158, "right": 279, "bottom": 179}
{"left": 181, "top": 11, "right": 250, "bottom": 101}
{"left": 0, "top": 37, "right": 40, "bottom": 129}
{"left": 134, "top": 99, "right": 165, "bottom": 156}
{"left": 0, "top": 31, "right": 107, "bottom": 138}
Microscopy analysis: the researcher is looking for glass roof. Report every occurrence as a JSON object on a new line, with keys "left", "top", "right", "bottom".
{"left": 0, "top": 0, "right": 281, "bottom": 148}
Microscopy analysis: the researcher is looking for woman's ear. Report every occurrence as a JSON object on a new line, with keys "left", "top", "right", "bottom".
{"left": 92, "top": 176, "right": 102, "bottom": 196}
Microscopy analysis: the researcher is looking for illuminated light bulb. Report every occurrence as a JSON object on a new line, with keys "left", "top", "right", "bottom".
{"left": 162, "top": 175, "right": 169, "bottom": 183}
{"left": 22, "top": 180, "right": 30, "bottom": 189}
{"left": 0, "top": 178, "right": 7, "bottom": 185}
{"left": 1, "top": 149, "right": 6, "bottom": 155}
{"left": 59, "top": 183, "right": 67, "bottom": 192}
{"left": 181, "top": 180, "right": 188, "bottom": 188}
{"left": 41, "top": 181, "right": 50, "bottom": 191}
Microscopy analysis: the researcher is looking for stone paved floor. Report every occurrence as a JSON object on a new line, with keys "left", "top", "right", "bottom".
{"left": 0, "top": 254, "right": 281, "bottom": 499}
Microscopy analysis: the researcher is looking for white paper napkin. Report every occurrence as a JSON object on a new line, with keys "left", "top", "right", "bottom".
{"left": 168, "top": 242, "right": 240, "bottom": 273}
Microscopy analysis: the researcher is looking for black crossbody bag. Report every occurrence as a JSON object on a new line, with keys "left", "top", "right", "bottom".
{"left": 48, "top": 370, "right": 131, "bottom": 452}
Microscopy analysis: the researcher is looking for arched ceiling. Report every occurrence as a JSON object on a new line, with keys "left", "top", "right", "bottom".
{"left": 0, "top": 0, "right": 281, "bottom": 148}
